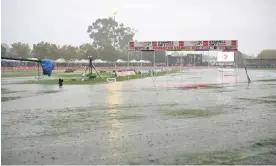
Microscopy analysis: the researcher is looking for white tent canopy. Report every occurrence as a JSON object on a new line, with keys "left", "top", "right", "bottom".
{"left": 28, "top": 57, "right": 39, "bottom": 61}
{"left": 55, "top": 58, "right": 66, "bottom": 63}
{"left": 129, "top": 59, "right": 151, "bottom": 63}
{"left": 93, "top": 59, "right": 107, "bottom": 63}
{"left": 130, "top": 59, "right": 138, "bottom": 63}
{"left": 116, "top": 59, "right": 126, "bottom": 63}
{"left": 79, "top": 59, "right": 89, "bottom": 64}
{"left": 138, "top": 60, "right": 151, "bottom": 64}
{"left": 73, "top": 59, "right": 80, "bottom": 63}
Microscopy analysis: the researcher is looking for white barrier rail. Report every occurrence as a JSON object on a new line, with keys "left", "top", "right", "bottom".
{"left": 106, "top": 78, "right": 116, "bottom": 83}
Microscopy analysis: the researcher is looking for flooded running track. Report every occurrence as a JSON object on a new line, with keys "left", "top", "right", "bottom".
{"left": 2, "top": 69, "right": 276, "bottom": 164}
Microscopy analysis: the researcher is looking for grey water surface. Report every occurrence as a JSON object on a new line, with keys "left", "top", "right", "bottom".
{"left": 2, "top": 68, "right": 276, "bottom": 164}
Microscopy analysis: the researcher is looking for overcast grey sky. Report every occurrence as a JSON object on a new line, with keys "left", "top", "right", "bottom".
{"left": 1, "top": 0, "right": 276, "bottom": 55}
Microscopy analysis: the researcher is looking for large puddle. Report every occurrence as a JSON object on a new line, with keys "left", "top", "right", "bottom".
{"left": 2, "top": 69, "right": 276, "bottom": 164}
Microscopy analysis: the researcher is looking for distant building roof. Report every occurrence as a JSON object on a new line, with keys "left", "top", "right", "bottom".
{"left": 257, "top": 50, "right": 276, "bottom": 59}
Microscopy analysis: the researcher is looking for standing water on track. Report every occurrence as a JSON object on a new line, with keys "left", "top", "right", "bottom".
{"left": 2, "top": 69, "right": 276, "bottom": 164}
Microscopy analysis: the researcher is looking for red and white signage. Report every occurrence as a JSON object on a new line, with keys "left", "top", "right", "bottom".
{"left": 115, "top": 71, "right": 136, "bottom": 77}
{"left": 128, "top": 40, "right": 238, "bottom": 51}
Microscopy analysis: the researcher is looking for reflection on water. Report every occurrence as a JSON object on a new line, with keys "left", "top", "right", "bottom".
{"left": 106, "top": 82, "right": 122, "bottom": 108}
{"left": 216, "top": 73, "right": 240, "bottom": 84}
{"left": 2, "top": 69, "right": 276, "bottom": 164}
{"left": 105, "top": 82, "right": 125, "bottom": 155}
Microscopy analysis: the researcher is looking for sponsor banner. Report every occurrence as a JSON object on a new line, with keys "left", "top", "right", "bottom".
{"left": 128, "top": 40, "right": 238, "bottom": 51}
{"left": 139, "top": 70, "right": 151, "bottom": 74}
{"left": 115, "top": 71, "right": 136, "bottom": 77}
{"left": 138, "top": 68, "right": 171, "bottom": 74}
{"left": 153, "top": 69, "right": 163, "bottom": 73}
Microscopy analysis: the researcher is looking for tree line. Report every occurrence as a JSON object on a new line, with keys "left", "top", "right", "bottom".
{"left": 1, "top": 17, "right": 167, "bottom": 63}
{"left": 3, "top": 16, "right": 269, "bottom": 63}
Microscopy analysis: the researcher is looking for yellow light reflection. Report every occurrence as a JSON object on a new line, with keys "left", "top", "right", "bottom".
{"left": 106, "top": 82, "right": 122, "bottom": 110}
{"left": 105, "top": 82, "right": 124, "bottom": 152}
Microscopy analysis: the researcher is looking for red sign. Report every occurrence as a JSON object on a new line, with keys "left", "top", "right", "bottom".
{"left": 152, "top": 46, "right": 186, "bottom": 51}
{"left": 129, "top": 42, "right": 134, "bottom": 47}
{"left": 179, "top": 41, "right": 184, "bottom": 46}
{"left": 115, "top": 71, "right": 136, "bottom": 77}
{"left": 231, "top": 40, "right": 237, "bottom": 46}
{"left": 152, "top": 41, "right": 157, "bottom": 46}
{"left": 203, "top": 41, "right": 208, "bottom": 46}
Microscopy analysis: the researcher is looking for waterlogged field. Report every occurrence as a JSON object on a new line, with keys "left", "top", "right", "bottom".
{"left": 1, "top": 69, "right": 177, "bottom": 85}
{"left": 1, "top": 68, "right": 276, "bottom": 164}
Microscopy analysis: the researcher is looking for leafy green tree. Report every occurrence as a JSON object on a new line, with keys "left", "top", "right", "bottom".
{"left": 78, "top": 43, "right": 98, "bottom": 59}
{"left": 1, "top": 44, "right": 7, "bottom": 56}
{"left": 32, "top": 42, "right": 60, "bottom": 60}
{"left": 10, "top": 42, "right": 31, "bottom": 58}
{"left": 87, "top": 17, "right": 135, "bottom": 61}
{"left": 58, "top": 45, "right": 79, "bottom": 60}
{"left": 1, "top": 43, "right": 10, "bottom": 56}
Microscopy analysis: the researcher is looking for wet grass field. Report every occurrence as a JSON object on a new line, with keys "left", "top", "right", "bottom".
{"left": 1, "top": 68, "right": 276, "bottom": 164}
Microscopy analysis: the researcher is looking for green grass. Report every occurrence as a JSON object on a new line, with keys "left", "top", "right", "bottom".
{"left": 135, "top": 138, "right": 276, "bottom": 165}
{"left": 44, "top": 107, "right": 144, "bottom": 132}
{"left": 1, "top": 88, "right": 23, "bottom": 94}
{"left": 1, "top": 70, "right": 112, "bottom": 78}
{"left": 1, "top": 96, "right": 21, "bottom": 102}
{"left": 165, "top": 108, "right": 220, "bottom": 118}
{"left": 15, "top": 70, "right": 178, "bottom": 85}
{"left": 1, "top": 88, "right": 25, "bottom": 96}
{"left": 1, "top": 70, "right": 39, "bottom": 77}
{"left": 1, "top": 89, "right": 61, "bottom": 102}
{"left": 251, "top": 69, "right": 276, "bottom": 71}
{"left": 257, "top": 79, "right": 276, "bottom": 82}
{"left": 110, "top": 114, "right": 144, "bottom": 120}
{"left": 262, "top": 95, "right": 276, "bottom": 99}
{"left": 171, "top": 138, "right": 276, "bottom": 165}
{"left": 237, "top": 97, "right": 276, "bottom": 104}
{"left": 37, "top": 90, "right": 61, "bottom": 94}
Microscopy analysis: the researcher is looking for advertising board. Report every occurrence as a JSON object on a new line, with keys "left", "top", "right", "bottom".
{"left": 128, "top": 40, "right": 238, "bottom": 51}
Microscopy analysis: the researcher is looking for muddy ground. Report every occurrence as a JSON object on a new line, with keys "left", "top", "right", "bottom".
{"left": 1, "top": 68, "right": 276, "bottom": 164}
